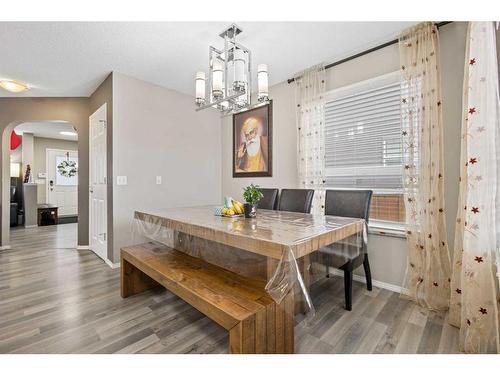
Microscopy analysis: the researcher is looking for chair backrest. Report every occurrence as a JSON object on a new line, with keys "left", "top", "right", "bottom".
{"left": 324, "top": 189, "right": 373, "bottom": 222}
{"left": 278, "top": 189, "right": 315, "bottom": 214}
{"left": 258, "top": 188, "right": 279, "bottom": 210}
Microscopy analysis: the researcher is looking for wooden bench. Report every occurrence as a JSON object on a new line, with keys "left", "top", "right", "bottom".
{"left": 121, "top": 242, "right": 294, "bottom": 353}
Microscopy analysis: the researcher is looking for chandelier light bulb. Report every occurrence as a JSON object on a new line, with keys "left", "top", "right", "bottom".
{"left": 212, "top": 59, "right": 224, "bottom": 99}
{"left": 195, "top": 71, "right": 206, "bottom": 105}
{"left": 233, "top": 49, "right": 246, "bottom": 92}
{"left": 257, "top": 64, "right": 269, "bottom": 102}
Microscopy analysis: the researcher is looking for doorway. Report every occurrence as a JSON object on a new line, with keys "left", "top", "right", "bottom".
{"left": 89, "top": 104, "right": 108, "bottom": 262}
{"left": 46, "top": 149, "right": 78, "bottom": 217}
{"left": 8, "top": 121, "right": 79, "bottom": 249}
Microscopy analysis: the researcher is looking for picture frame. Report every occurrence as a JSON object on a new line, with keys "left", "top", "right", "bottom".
{"left": 232, "top": 101, "right": 273, "bottom": 178}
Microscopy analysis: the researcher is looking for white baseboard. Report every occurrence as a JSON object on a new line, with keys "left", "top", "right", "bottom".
{"left": 0, "top": 245, "right": 11, "bottom": 250}
{"left": 24, "top": 225, "right": 37, "bottom": 229}
{"left": 84, "top": 246, "right": 119, "bottom": 269}
{"left": 105, "top": 258, "right": 120, "bottom": 269}
{"left": 328, "top": 267, "right": 409, "bottom": 295}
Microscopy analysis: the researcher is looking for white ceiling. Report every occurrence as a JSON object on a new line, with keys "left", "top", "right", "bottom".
{"left": 15, "top": 121, "right": 78, "bottom": 141}
{"left": 0, "top": 22, "right": 417, "bottom": 97}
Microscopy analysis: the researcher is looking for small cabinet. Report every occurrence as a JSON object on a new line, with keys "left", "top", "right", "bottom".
{"left": 37, "top": 204, "right": 58, "bottom": 226}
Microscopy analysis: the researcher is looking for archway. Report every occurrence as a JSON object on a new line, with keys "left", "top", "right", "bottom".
{"left": 0, "top": 98, "right": 89, "bottom": 248}
{"left": 8, "top": 121, "right": 79, "bottom": 248}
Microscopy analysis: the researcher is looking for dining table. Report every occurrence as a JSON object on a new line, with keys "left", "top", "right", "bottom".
{"left": 132, "top": 205, "right": 365, "bottom": 353}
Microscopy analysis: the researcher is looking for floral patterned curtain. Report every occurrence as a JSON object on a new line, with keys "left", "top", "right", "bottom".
{"left": 295, "top": 64, "right": 326, "bottom": 215}
{"left": 399, "top": 22, "right": 451, "bottom": 310}
{"left": 449, "top": 22, "right": 500, "bottom": 354}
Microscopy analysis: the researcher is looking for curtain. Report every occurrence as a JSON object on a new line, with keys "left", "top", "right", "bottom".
{"left": 449, "top": 22, "right": 500, "bottom": 353}
{"left": 295, "top": 64, "right": 326, "bottom": 215}
{"left": 399, "top": 22, "right": 451, "bottom": 310}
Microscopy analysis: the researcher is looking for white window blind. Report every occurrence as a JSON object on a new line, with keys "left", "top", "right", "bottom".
{"left": 324, "top": 74, "right": 403, "bottom": 194}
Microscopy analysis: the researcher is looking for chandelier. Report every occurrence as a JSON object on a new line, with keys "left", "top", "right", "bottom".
{"left": 195, "top": 24, "right": 269, "bottom": 113}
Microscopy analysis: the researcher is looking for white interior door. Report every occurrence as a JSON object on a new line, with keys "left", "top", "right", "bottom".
{"left": 47, "top": 149, "right": 78, "bottom": 216}
{"left": 89, "top": 104, "right": 108, "bottom": 261}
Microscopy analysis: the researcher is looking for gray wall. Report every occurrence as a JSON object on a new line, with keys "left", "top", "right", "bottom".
{"left": 89, "top": 73, "right": 114, "bottom": 260}
{"left": 221, "top": 22, "right": 469, "bottom": 288}
{"left": 33, "top": 136, "right": 78, "bottom": 204}
{"left": 0, "top": 97, "right": 89, "bottom": 247}
{"left": 21, "top": 132, "right": 34, "bottom": 179}
{"left": 110, "top": 72, "right": 221, "bottom": 262}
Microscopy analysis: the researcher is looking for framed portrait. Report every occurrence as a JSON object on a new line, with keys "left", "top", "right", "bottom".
{"left": 232, "top": 101, "right": 273, "bottom": 178}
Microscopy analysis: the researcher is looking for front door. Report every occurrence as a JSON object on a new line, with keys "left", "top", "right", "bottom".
{"left": 47, "top": 149, "right": 78, "bottom": 216}
{"left": 89, "top": 104, "right": 108, "bottom": 261}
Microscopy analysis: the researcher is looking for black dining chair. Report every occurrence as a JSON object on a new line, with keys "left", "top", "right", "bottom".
{"left": 258, "top": 188, "right": 279, "bottom": 210}
{"left": 277, "top": 189, "right": 315, "bottom": 214}
{"left": 319, "top": 189, "right": 373, "bottom": 311}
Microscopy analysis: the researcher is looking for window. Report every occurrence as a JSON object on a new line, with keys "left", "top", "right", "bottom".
{"left": 324, "top": 72, "right": 405, "bottom": 225}
{"left": 55, "top": 155, "right": 78, "bottom": 186}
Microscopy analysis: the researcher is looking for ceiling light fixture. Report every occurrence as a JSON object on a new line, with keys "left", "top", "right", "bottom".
{"left": 0, "top": 79, "right": 29, "bottom": 93}
{"left": 60, "top": 131, "right": 77, "bottom": 136}
{"left": 194, "top": 24, "right": 269, "bottom": 114}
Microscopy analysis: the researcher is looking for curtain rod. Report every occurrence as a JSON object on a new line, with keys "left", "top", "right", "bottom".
{"left": 287, "top": 21, "right": 453, "bottom": 84}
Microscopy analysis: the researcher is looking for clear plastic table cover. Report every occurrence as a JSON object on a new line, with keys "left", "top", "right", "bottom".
{"left": 131, "top": 206, "right": 366, "bottom": 318}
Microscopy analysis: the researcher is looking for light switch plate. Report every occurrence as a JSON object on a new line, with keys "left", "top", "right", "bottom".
{"left": 156, "top": 176, "right": 162, "bottom": 185}
{"left": 117, "top": 176, "right": 127, "bottom": 185}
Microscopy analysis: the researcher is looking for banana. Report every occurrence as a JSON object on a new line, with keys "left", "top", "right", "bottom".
{"left": 231, "top": 199, "right": 244, "bottom": 215}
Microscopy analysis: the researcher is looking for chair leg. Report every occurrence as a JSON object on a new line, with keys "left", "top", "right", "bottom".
{"left": 363, "top": 254, "right": 372, "bottom": 291}
{"left": 344, "top": 269, "right": 353, "bottom": 311}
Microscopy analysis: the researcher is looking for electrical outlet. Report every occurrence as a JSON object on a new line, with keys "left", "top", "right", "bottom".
{"left": 117, "top": 176, "right": 127, "bottom": 185}
{"left": 156, "top": 176, "right": 162, "bottom": 185}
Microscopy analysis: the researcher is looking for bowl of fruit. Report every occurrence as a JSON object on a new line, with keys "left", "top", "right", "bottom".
{"left": 218, "top": 197, "right": 245, "bottom": 218}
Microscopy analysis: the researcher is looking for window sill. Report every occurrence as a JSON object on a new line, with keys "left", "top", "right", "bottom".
{"left": 368, "top": 221, "right": 406, "bottom": 238}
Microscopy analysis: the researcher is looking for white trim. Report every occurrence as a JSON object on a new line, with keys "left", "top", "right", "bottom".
{"left": 328, "top": 268, "right": 409, "bottom": 295}
{"left": 76, "top": 245, "right": 89, "bottom": 250}
{"left": 24, "top": 225, "right": 37, "bottom": 229}
{"left": 0, "top": 245, "right": 11, "bottom": 250}
{"left": 105, "top": 258, "right": 120, "bottom": 269}
{"left": 368, "top": 221, "right": 406, "bottom": 238}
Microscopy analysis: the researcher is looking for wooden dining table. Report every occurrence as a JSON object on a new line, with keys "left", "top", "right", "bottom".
{"left": 133, "top": 206, "right": 365, "bottom": 353}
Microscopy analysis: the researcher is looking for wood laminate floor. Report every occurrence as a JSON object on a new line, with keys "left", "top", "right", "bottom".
{"left": 0, "top": 224, "right": 460, "bottom": 354}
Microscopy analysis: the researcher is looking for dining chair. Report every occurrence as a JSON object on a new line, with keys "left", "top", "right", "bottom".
{"left": 319, "top": 189, "right": 373, "bottom": 311}
{"left": 258, "top": 188, "right": 279, "bottom": 210}
{"left": 277, "top": 189, "right": 315, "bottom": 213}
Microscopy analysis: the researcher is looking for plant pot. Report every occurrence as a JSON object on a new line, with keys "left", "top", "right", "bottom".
{"left": 243, "top": 203, "right": 257, "bottom": 218}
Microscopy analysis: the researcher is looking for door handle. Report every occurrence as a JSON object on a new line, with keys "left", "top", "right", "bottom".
{"left": 89, "top": 188, "right": 94, "bottom": 193}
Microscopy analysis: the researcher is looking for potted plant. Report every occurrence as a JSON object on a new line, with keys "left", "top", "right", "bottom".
{"left": 242, "top": 184, "right": 263, "bottom": 218}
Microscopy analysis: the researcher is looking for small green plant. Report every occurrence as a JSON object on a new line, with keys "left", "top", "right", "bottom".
{"left": 243, "top": 184, "right": 263, "bottom": 205}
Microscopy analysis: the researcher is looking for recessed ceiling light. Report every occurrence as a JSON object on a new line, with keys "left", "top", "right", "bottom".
{"left": 60, "top": 131, "right": 77, "bottom": 136}
{"left": 0, "top": 80, "right": 29, "bottom": 93}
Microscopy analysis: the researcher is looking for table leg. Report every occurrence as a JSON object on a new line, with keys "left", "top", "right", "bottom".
{"left": 266, "top": 257, "right": 295, "bottom": 354}
{"left": 296, "top": 255, "right": 311, "bottom": 314}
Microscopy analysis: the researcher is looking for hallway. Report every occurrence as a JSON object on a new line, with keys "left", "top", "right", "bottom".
{"left": 10, "top": 223, "right": 77, "bottom": 249}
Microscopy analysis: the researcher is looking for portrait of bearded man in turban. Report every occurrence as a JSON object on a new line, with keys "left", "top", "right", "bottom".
{"left": 233, "top": 103, "right": 272, "bottom": 177}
